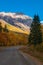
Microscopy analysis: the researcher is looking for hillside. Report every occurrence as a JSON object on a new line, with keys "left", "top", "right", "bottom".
{"left": 0, "top": 24, "right": 43, "bottom": 46}
{"left": 0, "top": 19, "right": 29, "bottom": 46}
{"left": 0, "top": 23, "right": 43, "bottom": 46}
{"left": 0, "top": 13, "right": 43, "bottom": 46}
{"left": 0, "top": 19, "right": 30, "bottom": 34}
{"left": 0, "top": 12, "right": 32, "bottom": 32}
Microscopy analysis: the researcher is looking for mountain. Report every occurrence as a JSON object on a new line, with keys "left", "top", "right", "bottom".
{"left": 0, "top": 12, "right": 32, "bottom": 34}
{"left": 0, "top": 19, "right": 30, "bottom": 34}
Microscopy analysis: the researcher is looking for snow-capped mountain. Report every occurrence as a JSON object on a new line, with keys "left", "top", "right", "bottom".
{"left": 0, "top": 12, "right": 32, "bottom": 19}
{"left": 0, "top": 12, "right": 32, "bottom": 33}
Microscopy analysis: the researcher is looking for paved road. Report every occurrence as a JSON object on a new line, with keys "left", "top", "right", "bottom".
{"left": 0, "top": 46, "right": 43, "bottom": 65}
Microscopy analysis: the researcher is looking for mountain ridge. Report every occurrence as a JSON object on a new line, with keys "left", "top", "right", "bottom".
{"left": 0, "top": 19, "right": 30, "bottom": 34}
{"left": 0, "top": 12, "right": 32, "bottom": 34}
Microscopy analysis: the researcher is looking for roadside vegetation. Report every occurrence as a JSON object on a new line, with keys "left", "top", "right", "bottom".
{"left": 28, "top": 15, "right": 43, "bottom": 57}
{"left": 19, "top": 15, "right": 43, "bottom": 62}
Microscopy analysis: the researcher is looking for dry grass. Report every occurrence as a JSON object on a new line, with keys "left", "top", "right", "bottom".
{"left": 19, "top": 44, "right": 43, "bottom": 62}
{"left": 0, "top": 19, "right": 29, "bottom": 34}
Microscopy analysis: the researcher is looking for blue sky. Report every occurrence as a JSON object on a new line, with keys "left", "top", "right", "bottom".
{"left": 0, "top": 0, "right": 43, "bottom": 23}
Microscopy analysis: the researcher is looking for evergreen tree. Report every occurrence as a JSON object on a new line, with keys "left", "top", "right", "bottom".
{"left": 0, "top": 22, "right": 2, "bottom": 32}
{"left": 3, "top": 24, "right": 9, "bottom": 32}
{"left": 29, "top": 15, "right": 42, "bottom": 45}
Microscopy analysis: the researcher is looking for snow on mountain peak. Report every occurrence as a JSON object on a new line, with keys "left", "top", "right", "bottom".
{"left": 0, "top": 12, "right": 33, "bottom": 34}
{"left": 0, "top": 12, "right": 32, "bottom": 20}
{"left": 0, "top": 12, "right": 16, "bottom": 18}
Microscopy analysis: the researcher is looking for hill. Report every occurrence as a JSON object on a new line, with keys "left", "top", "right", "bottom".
{"left": 0, "top": 19, "right": 29, "bottom": 46}
{"left": 0, "top": 12, "right": 32, "bottom": 32}
{"left": 0, "top": 19, "right": 30, "bottom": 34}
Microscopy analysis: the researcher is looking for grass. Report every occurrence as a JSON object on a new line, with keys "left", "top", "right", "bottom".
{"left": 0, "top": 19, "right": 29, "bottom": 34}
{"left": 19, "top": 44, "right": 43, "bottom": 62}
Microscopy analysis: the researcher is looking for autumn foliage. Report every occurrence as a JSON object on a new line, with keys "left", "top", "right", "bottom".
{"left": 0, "top": 22, "right": 28, "bottom": 46}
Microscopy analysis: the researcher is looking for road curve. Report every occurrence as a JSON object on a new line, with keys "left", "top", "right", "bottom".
{"left": 0, "top": 46, "right": 43, "bottom": 65}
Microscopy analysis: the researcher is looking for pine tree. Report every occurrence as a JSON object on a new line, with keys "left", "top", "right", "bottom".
{"left": 3, "top": 25, "right": 9, "bottom": 32}
{"left": 29, "top": 15, "right": 42, "bottom": 45}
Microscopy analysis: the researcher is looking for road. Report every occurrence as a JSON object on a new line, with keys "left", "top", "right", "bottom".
{"left": 0, "top": 46, "right": 43, "bottom": 65}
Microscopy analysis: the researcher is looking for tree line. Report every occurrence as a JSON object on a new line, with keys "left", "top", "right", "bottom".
{"left": 0, "top": 22, "right": 9, "bottom": 32}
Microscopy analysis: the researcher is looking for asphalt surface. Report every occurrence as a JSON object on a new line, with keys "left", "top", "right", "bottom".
{"left": 0, "top": 46, "right": 43, "bottom": 65}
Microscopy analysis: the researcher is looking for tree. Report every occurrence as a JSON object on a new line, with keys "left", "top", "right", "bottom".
{"left": 0, "top": 22, "right": 2, "bottom": 32}
{"left": 29, "top": 15, "right": 42, "bottom": 45}
{"left": 3, "top": 25, "right": 9, "bottom": 32}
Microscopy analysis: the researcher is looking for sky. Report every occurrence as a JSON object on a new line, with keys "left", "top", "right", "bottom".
{"left": 0, "top": 0, "right": 43, "bottom": 23}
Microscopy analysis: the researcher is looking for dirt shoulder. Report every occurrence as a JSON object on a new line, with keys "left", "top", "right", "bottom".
{"left": 19, "top": 46, "right": 43, "bottom": 63}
